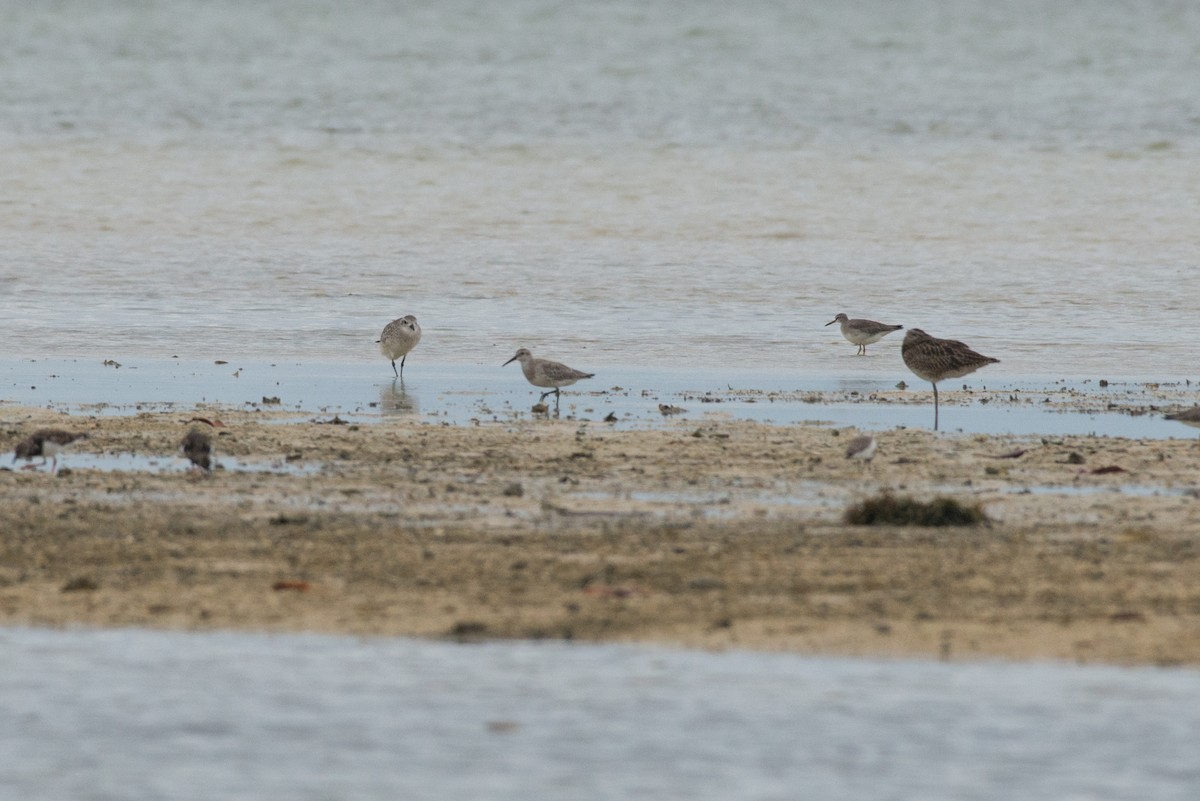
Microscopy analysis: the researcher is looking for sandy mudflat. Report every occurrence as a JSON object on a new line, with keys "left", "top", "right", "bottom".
{"left": 1, "top": 401, "right": 1199, "bottom": 667}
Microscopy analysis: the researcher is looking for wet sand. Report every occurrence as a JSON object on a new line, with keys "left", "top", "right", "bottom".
{"left": 2, "top": 398, "right": 1199, "bottom": 667}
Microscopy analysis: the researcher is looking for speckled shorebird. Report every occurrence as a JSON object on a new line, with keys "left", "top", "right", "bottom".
{"left": 1165, "top": 406, "right": 1200, "bottom": 427}
{"left": 181, "top": 428, "right": 213, "bottom": 472}
{"left": 826, "top": 313, "right": 903, "bottom": 356}
{"left": 844, "top": 434, "right": 877, "bottom": 462}
{"left": 901, "top": 328, "right": 999, "bottom": 431}
{"left": 503, "top": 348, "right": 594, "bottom": 406}
{"left": 377, "top": 314, "right": 422, "bottom": 378}
{"left": 12, "top": 429, "right": 88, "bottom": 472}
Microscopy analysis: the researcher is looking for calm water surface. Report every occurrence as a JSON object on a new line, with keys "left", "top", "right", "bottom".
{"left": 1, "top": 0, "right": 1198, "bottom": 376}
{"left": 2, "top": 627, "right": 1199, "bottom": 801}
{"left": 3, "top": 358, "right": 1194, "bottom": 438}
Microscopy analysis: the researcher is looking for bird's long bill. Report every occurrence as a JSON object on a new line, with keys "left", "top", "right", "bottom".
{"left": 502, "top": 354, "right": 518, "bottom": 366}
{"left": 824, "top": 318, "right": 838, "bottom": 326}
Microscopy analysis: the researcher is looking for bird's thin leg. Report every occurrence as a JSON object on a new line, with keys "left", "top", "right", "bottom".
{"left": 932, "top": 382, "right": 940, "bottom": 431}
{"left": 539, "top": 390, "right": 552, "bottom": 403}
{"left": 391, "top": 359, "right": 399, "bottom": 377}
{"left": 400, "top": 354, "right": 407, "bottom": 377}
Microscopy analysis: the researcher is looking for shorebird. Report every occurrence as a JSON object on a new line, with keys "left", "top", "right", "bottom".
{"left": 844, "top": 434, "right": 877, "bottom": 462}
{"left": 1165, "top": 406, "right": 1200, "bottom": 428}
{"left": 377, "top": 314, "right": 422, "bottom": 378}
{"left": 503, "top": 348, "right": 594, "bottom": 407}
{"left": 901, "top": 328, "right": 999, "bottom": 431}
{"left": 181, "top": 428, "right": 213, "bottom": 472}
{"left": 826, "top": 313, "right": 903, "bottom": 356}
{"left": 12, "top": 429, "right": 88, "bottom": 472}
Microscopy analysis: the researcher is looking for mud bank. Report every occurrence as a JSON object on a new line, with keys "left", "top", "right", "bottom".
{"left": 1, "top": 404, "right": 1198, "bottom": 666}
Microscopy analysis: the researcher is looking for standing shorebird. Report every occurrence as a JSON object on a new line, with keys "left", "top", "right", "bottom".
{"left": 377, "top": 314, "right": 422, "bottom": 378}
{"left": 181, "top": 428, "right": 213, "bottom": 472}
{"left": 826, "top": 313, "right": 903, "bottom": 356}
{"left": 844, "top": 434, "right": 877, "bottom": 463}
{"left": 503, "top": 348, "right": 594, "bottom": 408}
{"left": 12, "top": 429, "right": 88, "bottom": 472}
{"left": 901, "top": 328, "right": 999, "bottom": 431}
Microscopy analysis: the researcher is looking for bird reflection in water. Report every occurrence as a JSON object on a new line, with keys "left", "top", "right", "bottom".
{"left": 379, "top": 379, "right": 419, "bottom": 417}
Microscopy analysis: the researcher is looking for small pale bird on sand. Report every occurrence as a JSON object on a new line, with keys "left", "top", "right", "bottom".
{"left": 13, "top": 429, "right": 88, "bottom": 472}
{"left": 901, "top": 328, "right": 999, "bottom": 432}
{"left": 377, "top": 315, "right": 422, "bottom": 378}
{"left": 503, "top": 348, "right": 594, "bottom": 406}
{"left": 826, "top": 313, "right": 903, "bottom": 356}
{"left": 181, "top": 428, "right": 213, "bottom": 472}
{"left": 844, "top": 434, "right": 877, "bottom": 462}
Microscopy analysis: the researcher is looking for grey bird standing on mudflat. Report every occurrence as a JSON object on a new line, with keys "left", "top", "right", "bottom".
{"left": 377, "top": 315, "right": 422, "bottom": 378}
{"left": 503, "top": 348, "right": 594, "bottom": 406}
{"left": 826, "top": 313, "right": 903, "bottom": 356}
{"left": 901, "top": 328, "right": 999, "bottom": 431}
{"left": 844, "top": 434, "right": 877, "bottom": 462}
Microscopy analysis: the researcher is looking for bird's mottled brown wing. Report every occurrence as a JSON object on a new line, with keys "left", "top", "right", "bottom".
{"left": 903, "top": 336, "right": 998, "bottom": 382}
{"left": 849, "top": 319, "right": 902, "bottom": 336}
{"left": 540, "top": 360, "right": 593, "bottom": 383}
{"left": 35, "top": 429, "right": 82, "bottom": 447}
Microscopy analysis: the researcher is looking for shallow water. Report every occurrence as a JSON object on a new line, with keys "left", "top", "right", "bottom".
{"left": 1, "top": 628, "right": 1198, "bottom": 801}
{"left": 1, "top": 0, "right": 1199, "bottom": 376}
{"left": 10, "top": 451, "right": 322, "bottom": 477}
{"left": 3, "top": 358, "right": 1194, "bottom": 439}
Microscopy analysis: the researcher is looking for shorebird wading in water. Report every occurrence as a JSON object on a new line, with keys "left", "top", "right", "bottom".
{"left": 181, "top": 428, "right": 213, "bottom": 472}
{"left": 826, "top": 313, "right": 903, "bottom": 356}
{"left": 901, "top": 328, "right": 999, "bottom": 432}
{"left": 504, "top": 348, "right": 594, "bottom": 407}
{"left": 13, "top": 429, "right": 88, "bottom": 472}
{"left": 377, "top": 315, "right": 422, "bottom": 378}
